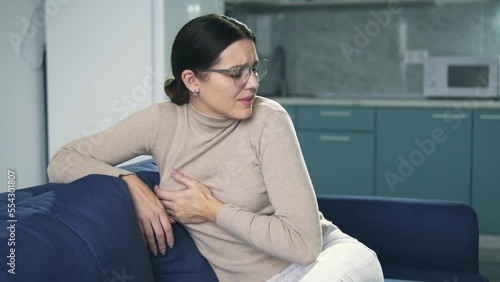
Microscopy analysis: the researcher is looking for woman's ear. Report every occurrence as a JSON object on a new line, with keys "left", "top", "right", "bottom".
{"left": 181, "top": 69, "right": 199, "bottom": 93}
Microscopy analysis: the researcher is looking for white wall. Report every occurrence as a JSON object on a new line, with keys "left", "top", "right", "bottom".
{"left": 0, "top": 0, "right": 226, "bottom": 193}
{"left": 0, "top": 0, "right": 48, "bottom": 192}
{"left": 162, "top": 0, "right": 226, "bottom": 80}
{"left": 0, "top": 0, "right": 161, "bottom": 192}
{"left": 45, "top": 0, "right": 224, "bottom": 161}
{"left": 45, "top": 0, "right": 158, "bottom": 159}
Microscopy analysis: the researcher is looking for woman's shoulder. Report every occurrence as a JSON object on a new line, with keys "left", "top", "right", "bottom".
{"left": 245, "top": 96, "right": 294, "bottom": 131}
{"left": 252, "top": 96, "right": 288, "bottom": 118}
{"left": 244, "top": 96, "right": 296, "bottom": 144}
{"left": 152, "top": 100, "right": 188, "bottom": 117}
{"left": 129, "top": 101, "right": 186, "bottom": 130}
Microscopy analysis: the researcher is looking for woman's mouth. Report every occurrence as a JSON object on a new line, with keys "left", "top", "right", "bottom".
{"left": 239, "top": 96, "right": 254, "bottom": 106}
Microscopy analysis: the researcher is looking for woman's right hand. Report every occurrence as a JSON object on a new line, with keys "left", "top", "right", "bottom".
{"left": 120, "top": 174, "right": 174, "bottom": 256}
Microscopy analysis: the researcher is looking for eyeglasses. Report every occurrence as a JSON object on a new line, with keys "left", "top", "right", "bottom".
{"left": 195, "top": 59, "right": 269, "bottom": 87}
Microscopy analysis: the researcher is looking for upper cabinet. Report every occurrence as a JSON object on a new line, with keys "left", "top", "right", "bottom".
{"left": 226, "top": 0, "right": 435, "bottom": 7}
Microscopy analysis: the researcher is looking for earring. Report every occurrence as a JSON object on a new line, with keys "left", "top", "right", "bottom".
{"left": 193, "top": 91, "right": 199, "bottom": 98}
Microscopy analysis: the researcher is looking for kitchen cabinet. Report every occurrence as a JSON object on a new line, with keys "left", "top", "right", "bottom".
{"left": 297, "top": 106, "right": 375, "bottom": 196}
{"left": 376, "top": 108, "right": 472, "bottom": 203}
{"left": 472, "top": 110, "right": 500, "bottom": 234}
{"left": 277, "top": 99, "right": 500, "bottom": 234}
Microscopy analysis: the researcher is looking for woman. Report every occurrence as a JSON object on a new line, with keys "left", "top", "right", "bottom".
{"left": 48, "top": 14, "right": 383, "bottom": 281}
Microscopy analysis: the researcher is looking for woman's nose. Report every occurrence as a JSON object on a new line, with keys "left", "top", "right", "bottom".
{"left": 245, "top": 71, "right": 259, "bottom": 89}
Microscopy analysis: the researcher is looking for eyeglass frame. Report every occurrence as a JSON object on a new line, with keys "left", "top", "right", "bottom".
{"left": 194, "top": 59, "right": 269, "bottom": 87}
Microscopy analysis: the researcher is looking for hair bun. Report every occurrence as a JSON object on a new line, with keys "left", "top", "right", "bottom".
{"left": 164, "top": 77, "right": 177, "bottom": 99}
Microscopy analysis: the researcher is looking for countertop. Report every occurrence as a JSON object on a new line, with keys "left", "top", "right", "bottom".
{"left": 267, "top": 96, "right": 500, "bottom": 110}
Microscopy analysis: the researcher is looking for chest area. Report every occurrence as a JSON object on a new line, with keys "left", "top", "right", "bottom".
{"left": 157, "top": 131, "right": 269, "bottom": 211}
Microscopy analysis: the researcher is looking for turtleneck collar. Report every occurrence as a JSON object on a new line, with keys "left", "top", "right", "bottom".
{"left": 188, "top": 102, "right": 238, "bottom": 129}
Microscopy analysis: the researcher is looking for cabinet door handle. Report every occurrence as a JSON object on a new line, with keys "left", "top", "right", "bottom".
{"left": 479, "top": 114, "right": 500, "bottom": 120}
{"left": 431, "top": 113, "right": 467, "bottom": 120}
{"left": 320, "top": 111, "right": 351, "bottom": 117}
{"left": 319, "top": 135, "right": 351, "bottom": 142}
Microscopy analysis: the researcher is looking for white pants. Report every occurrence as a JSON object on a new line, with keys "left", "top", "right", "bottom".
{"left": 266, "top": 224, "right": 384, "bottom": 282}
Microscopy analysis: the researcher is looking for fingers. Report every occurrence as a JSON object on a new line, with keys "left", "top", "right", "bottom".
{"left": 151, "top": 218, "right": 167, "bottom": 256}
{"left": 169, "top": 217, "right": 176, "bottom": 224}
{"left": 165, "top": 207, "right": 177, "bottom": 224}
{"left": 170, "top": 168, "right": 196, "bottom": 187}
{"left": 159, "top": 212, "right": 174, "bottom": 249}
{"left": 145, "top": 217, "right": 171, "bottom": 256}
{"left": 154, "top": 186, "right": 177, "bottom": 225}
{"left": 138, "top": 221, "right": 147, "bottom": 246}
{"left": 165, "top": 208, "right": 180, "bottom": 223}
{"left": 143, "top": 222, "right": 159, "bottom": 256}
{"left": 154, "top": 185, "right": 171, "bottom": 201}
{"left": 127, "top": 181, "right": 174, "bottom": 257}
{"left": 154, "top": 185, "right": 179, "bottom": 205}
{"left": 140, "top": 215, "right": 174, "bottom": 256}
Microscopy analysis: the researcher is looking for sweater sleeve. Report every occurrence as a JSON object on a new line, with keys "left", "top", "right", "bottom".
{"left": 47, "top": 104, "right": 160, "bottom": 183}
{"left": 216, "top": 110, "right": 323, "bottom": 265}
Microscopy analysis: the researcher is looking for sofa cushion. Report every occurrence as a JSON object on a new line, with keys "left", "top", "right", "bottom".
{"left": 0, "top": 174, "right": 155, "bottom": 282}
{"left": 149, "top": 223, "right": 218, "bottom": 282}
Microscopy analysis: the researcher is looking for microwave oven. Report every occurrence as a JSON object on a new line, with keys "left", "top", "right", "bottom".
{"left": 424, "top": 56, "right": 499, "bottom": 99}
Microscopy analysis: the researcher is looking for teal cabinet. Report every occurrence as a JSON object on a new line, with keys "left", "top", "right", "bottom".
{"left": 376, "top": 108, "right": 472, "bottom": 204}
{"left": 279, "top": 102, "right": 500, "bottom": 234}
{"left": 299, "top": 131, "right": 375, "bottom": 196}
{"left": 472, "top": 110, "right": 500, "bottom": 233}
{"left": 297, "top": 106, "right": 375, "bottom": 196}
{"left": 298, "top": 107, "right": 375, "bottom": 131}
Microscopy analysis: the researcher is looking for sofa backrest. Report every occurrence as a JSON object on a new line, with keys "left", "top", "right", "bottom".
{"left": 317, "top": 195, "right": 480, "bottom": 274}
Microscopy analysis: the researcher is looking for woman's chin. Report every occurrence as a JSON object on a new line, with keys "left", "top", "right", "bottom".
{"left": 234, "top": 108, "right": 253, "bottom": 120}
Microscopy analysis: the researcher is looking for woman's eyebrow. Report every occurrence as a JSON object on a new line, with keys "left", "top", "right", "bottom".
{"left": 227, "top": 60, "right": 259, "bottom": 69}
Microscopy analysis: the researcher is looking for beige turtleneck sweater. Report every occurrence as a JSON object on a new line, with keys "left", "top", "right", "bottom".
{"left": 47, "top": 96, "right": 331, "bottom": 282}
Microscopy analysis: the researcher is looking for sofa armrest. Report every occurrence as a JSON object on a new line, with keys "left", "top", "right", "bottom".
{"left": 0, "top": 174, "right": 155, "bottom": 282}
{"left": 1, "top": 165, "right": 218, "bottom": 282}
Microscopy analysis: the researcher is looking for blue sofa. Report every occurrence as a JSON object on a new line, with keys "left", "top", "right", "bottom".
{"left": 0, "top": 163, "right": 217, "bottom": 282}
{"left": 317, "top": 196, "right": 489, "bottom": 282}
{"left": 0, "top": 160, "right": 489, "bottom": 281}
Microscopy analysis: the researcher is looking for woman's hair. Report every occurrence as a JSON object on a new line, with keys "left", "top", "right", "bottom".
{"left": 164, "top": 14, "right": 256, "bottom": 105}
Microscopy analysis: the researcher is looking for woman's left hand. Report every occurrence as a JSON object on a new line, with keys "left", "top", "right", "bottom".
{"left": 154, "top": 169, "right": 224, "bottom": 224}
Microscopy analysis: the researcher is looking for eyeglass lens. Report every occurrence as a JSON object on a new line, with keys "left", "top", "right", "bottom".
{"left": 234, "top": 60, "right": 268, "bottom": 86}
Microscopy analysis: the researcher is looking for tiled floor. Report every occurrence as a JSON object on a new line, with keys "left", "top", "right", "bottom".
{"left": 479, "top": 234, "right": 500, "bottom": 281}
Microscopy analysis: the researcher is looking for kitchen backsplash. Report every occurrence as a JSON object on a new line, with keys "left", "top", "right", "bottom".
{"left": 227, "top": 1, "right": 500, "bottom": 97}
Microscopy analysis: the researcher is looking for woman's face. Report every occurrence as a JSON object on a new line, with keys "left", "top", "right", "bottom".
{"left": 190, "top": 39, "right": 260, "bottom": 120}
